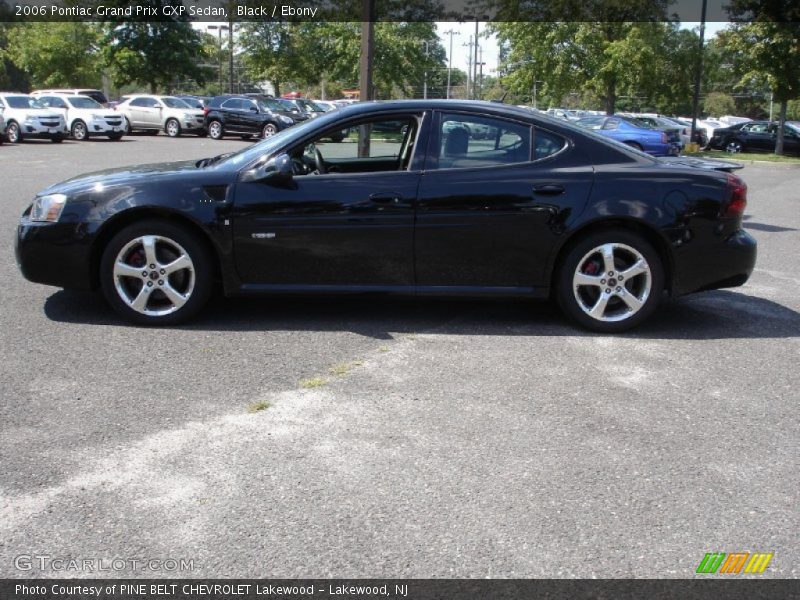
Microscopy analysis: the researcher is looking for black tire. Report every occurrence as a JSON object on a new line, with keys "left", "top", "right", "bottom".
{"left": 207, "top": 120, "right": 224, "bottom": 140}
{"left": 624, "top": 141, "right": 643, "bottom": 151}
{"left": 330, "top": 133, "right": 345, "bottom": 143}
{"left": 99, "top": 220, "right": 214, "bottom": 326}
{"left": 726, "top": 139, "right": 744, "bottom": 153}
{"left": 107, "top": 132, "right": 123, "bottom": 141}
{"left": 123, "top": 117, "right": 131, "bottom": 134}
{"left": 556, "top": 229, "right": 664, "bottom": 333}
{"left": 50, "top": 134, "right": 64, "bottom": 143}
{"left": 262, "top": 123, "right": 278, "bottom": 138}
{"left": 6, "top": 121, "right": 22, "bottom": 143}
{"left": 71, "top": 120, "right": 88, "bottom": 141}
{"left": 165, "top": 118, "right": 181, "bottom": 137}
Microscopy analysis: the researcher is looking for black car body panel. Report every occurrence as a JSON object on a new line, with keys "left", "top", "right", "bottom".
{"left": 16, "top": 100, "right": 756, "bottom": 309}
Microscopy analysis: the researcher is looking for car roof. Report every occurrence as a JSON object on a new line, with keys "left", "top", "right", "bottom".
{"left": 326, "top": 99, "right": 552, "bottom": 121}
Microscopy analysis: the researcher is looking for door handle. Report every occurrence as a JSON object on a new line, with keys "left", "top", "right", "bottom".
{"left": 533, "top": 184, "right": 565, "bottom": 196}
{"left": 369, "top": 193, "right": 404, "bottom": 205}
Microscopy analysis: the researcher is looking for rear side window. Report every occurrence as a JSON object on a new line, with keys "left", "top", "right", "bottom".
{"left": 533, "top": 129, "right": 566, "bottom": 160}
{"left": 434, "top": 113, "right": 530, "bottom": 169}
{"left": 81, "top": 91, "right": 107, "bottom": 104}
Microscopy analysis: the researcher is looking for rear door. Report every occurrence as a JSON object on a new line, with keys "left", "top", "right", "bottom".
{"left": 414, "top": 111, "right": 594, "bottom": 290}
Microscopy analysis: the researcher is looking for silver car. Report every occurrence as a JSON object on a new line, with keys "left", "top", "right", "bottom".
{"left": 115, "top": 95, "right": 206, "bottom": 137}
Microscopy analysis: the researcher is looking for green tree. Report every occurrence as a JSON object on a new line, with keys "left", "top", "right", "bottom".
{"left": 5, "top": 22, "right": 101, "bottom": 88}
{"left": 101, "top": 10, "right": 210, "bottom": 93}
{"left": 703, "top": 92, "right": 736, "bottom": 117}
{"left": 718, "top": 22, "right": 800, "bottom": 153}
{"left": 493, "top": 21, "right": 685, "bottom": 115}
{"left": 0, "top": 23, "right": 30, "bottom": 91}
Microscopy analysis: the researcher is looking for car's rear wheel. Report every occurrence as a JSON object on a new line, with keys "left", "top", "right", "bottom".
{"left": 71, "top": 120, "right": 88, "bottom": 141}
{"left": 556, "top": 230, "right": 664, "bottom": 332}
{"left": 165, "top": 118, "right": 181, "bottom": 137}
{"left": 6, "top": 121, "right": 21, "bottom": 143}
{"left": 208, "top": 120, "right": 224, "bottom": 140}
{"left": 726, "top": 139, "right": 744, "bottom": 153}
{"left": 262, "top": 123, "right": 277, "bottom": 138}
{"left": 100, "top": 221, "right": 213, "bottom": 325}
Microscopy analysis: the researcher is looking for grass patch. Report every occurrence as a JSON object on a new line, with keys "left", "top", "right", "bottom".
{"left": 299, "top": 377, "right": 326, "bottom": 389}
{"left": 686, "top": 150, "right": 800, "bottom": 164}
{"left": 329, "top": 363, "right": 351, "bottom": 376}
{"left": 247, "top": 401, "right": 270, "bottom": 413}
{"left": 378, "top": 346, "right": 389, "bottom": 353}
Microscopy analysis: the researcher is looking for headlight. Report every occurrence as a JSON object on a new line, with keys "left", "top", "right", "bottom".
{"left": 30, "top": 193, "right": 67, "bottom": 222}
{"left": 24, "top": 115, "right": 37, "bottom": 123}
{"left": 90, "top": 113, "right": 104, "bottom": 120}
{"left": 279, "top": 115, "right": 293, "bottom": 124}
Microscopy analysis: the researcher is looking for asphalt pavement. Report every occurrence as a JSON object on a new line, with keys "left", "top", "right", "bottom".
{"left": 0, "top": 134, "right": 797, "bottom": 578}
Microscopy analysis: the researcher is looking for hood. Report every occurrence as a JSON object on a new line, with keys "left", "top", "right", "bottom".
{"left": 659, "top": 156, "right": 743, "bottom": 172}
{"left": 40, "top": 160, "right": 202, "bottom": 196}
{"left": 19, "top": 109, "right": 63, "bottom": 119}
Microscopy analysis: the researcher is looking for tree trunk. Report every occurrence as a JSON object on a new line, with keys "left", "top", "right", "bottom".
{"left": 605, "top": 81, "right": 616, "bottom": 115}
{"left": 775, "top": 99, "right": 787, "bottom": 155}
{"left": 149, "top": 82, "right": 157, "bottom": 94}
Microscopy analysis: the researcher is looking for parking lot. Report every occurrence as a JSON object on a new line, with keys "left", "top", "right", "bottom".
{"left": 0, "top": 135, "right": 797, "bottom": 578}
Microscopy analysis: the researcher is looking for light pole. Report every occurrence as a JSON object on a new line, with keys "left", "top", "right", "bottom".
{"left": 206, "top": 25, "right": 228, "bottom": 94}
{"left": 443, "top": 28, "right": 459, "bottom": 99}
{"left": 421, "top": 40, "right": 429, "bottom": 99}
{"left": 463, "top": 36, "right": 474, "bottom": 99}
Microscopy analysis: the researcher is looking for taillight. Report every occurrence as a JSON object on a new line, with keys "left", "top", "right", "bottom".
{"left": 660, "top": 132, "right": 668, "bottom": 143}
{"left": 722, "top": 172, "right": 747, "bottom": 219}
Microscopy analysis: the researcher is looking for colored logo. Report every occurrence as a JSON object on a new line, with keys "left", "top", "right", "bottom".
{"left": 696, "top": 552, "right": 773, "bottom": 574}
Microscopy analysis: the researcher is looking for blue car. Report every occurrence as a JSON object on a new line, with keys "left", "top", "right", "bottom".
{"left": 575, "top": 115, "right": 681, "bottom": 156}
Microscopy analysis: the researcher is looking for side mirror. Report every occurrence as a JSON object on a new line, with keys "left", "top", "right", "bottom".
{"left": 242, "top": 154, "right": 293, "bottom": 183}
{"left": 250, "top": 105, "right": 258, "bottom": 113}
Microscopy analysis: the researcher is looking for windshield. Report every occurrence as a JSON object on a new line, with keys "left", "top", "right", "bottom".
{"left": 5, "top": 95, "right": 44, "bottom": 109}
{"left": 276, "top": 99, "right": 298, "bottom": 111}
{"left": 69, "top": 96, "right": 102, "bottom": 109}
{"left": 215, "top": 109, "right": 346, "bottom": 168}
{"left": 161, "top": 97, "right": 191, "bottom": 109}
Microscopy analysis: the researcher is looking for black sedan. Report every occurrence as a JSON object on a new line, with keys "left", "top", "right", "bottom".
{"left": 15, "top": 100, "right": 756, "bottom": 332}
{"left": 708, "top": 120, "right": 800, "bottom": 155}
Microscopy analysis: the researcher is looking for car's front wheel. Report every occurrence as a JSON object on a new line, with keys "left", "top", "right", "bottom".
{"left": 71, "top": 120, "right": 88, "bottom": 141}
{"left": 6, "top": 121, "right": 22, "bottom": 143}
{"left": 165, "top": 118, "right": 181, "bottom": 137}
{"left": 100, "top": 221, "right": 213, "bottom": 325}
{"left": 262, "top": 123, "right": 278, "bottom": 138}
{"left": 556, "top": 230, "right": 664, "bottom": 332}
{"left": 726, "top": 139, "right": 744, "bottom": 153}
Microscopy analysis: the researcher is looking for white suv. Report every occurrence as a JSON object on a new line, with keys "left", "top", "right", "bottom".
{"left": 115, "top": 95, "right": 206, "bottom": 137}
{"left": 0, "top": 93, "right": 67, "bottom": 143}
{"left": 32, "top": 93, "right": 124, "bottom": 141}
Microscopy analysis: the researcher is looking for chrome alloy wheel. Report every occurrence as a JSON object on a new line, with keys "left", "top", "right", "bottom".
{"left": 112, "top": 235, "right": 195, "bottom": 317}
{"left": 572, "top": 243, "right": 652, "bottom": 323}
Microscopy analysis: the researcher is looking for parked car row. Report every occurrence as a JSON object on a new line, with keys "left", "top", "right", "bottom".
{"left": 708, "top": 120, "right": 800, "bottom": 155}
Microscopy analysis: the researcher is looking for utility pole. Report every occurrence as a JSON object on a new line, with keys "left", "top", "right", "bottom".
{"left": 477, "top": 46, "right": 485, "bottom": 100}
{"left": 207, "top": 25, "right": 228, "bottom": 94}
{"left": 463, "top": 36, "right": 473, "bottom": 99}
{"left": 473, "top": 20, "right": 480, "bottom": 100}
{"left": 359, "top": 0, "right": 375, "bottom": 158}
{"left": 228, "top": 19, "right": 234, "bottom": 94}
{"left": 443, "top": 28, "right": 459, "bottom": 99}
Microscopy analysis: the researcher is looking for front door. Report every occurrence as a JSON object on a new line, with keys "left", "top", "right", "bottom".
{"left": 230, "top": 113, "right": 426, "bottom": 288}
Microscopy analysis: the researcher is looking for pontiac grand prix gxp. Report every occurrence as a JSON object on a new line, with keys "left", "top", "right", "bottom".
{"left": 16, "top": 100, "right": 756, "bottom": 332}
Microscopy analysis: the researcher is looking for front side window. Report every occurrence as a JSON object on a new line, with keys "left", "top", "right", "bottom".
{"left": 435, "top": 113, "right": 530, "bottom": 169}
{"left": 161, "top": 97, "right": 190, "bottom": 109}
{"left": 221, "top": 98, "right": 244, "bottom": 110}
{"left": 286, "top": 115, "right": 419, "bottom": 176}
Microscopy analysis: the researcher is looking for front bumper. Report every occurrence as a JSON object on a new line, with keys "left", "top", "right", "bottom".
{"left": 22, "top": 121, "right": 67, "bottom": 137}
{"left": 87, "top": 119, "right": 125, "bottom": 134}
{"left": 16, "top": 217, "right": 95, "bottom": 290}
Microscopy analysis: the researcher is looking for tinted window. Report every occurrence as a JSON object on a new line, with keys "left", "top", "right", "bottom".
{"left": 534, "top": 129, "right": 566, "bottom": 160}
{"left": 41, "top": 96, "right": 67, "bottom": 109}
{"left": 5, "top": 95, "right": 43, "bottom": 109}
{"left": 79, "top": 91, "right": 107, "bottom": 104}
{"left": 161, "top": 97, "right": 191, "bottom": 109}
{"left": 435, "top": 113, "right": 530, "bottom": 169}
{"left": 129, "top": 97, "right": 153, "bottom": 107}
{"left": 69, "top": 96, "right": 102, "bottom": 109}
{"left": 221, "top": 98, "right": 244, "bottom": 110}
